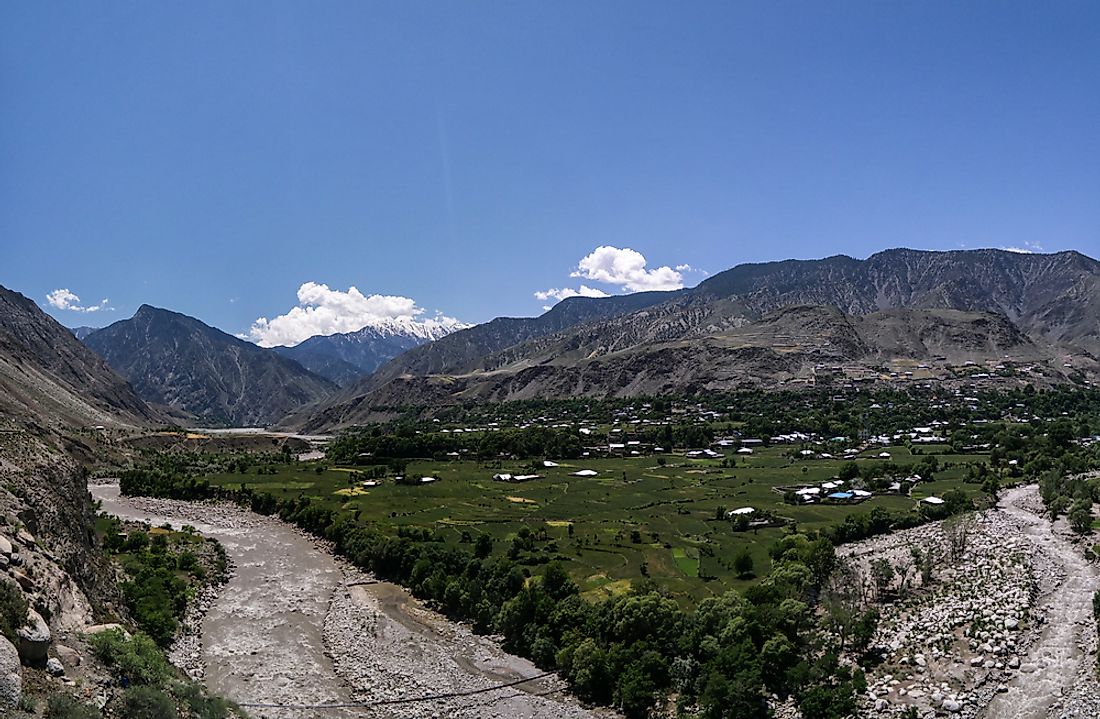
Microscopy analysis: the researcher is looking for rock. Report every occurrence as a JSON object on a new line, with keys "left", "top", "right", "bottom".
{"left": 1005, "top": 618, "right": 1019, "bottom": 630}
{"left": 0, "top": 635, "right": 20, "bottom": 710}
{"left": 16, "top": 608, "right": 51, "bottom": 664}
{"left": 0, "top": 536, "right": 11, "bottom": 557}
{"left": 82, "top": 622, "right": 129, "bottom": 638}
{"left": 10, "top": 568, "right": 33, "bottom": 592}
{"left": 15, "top": 529, "right": 34, "bottom": 548}
{"left": 943, "top": 698, "right": 963, "bottom": 712}
{"left": 55, "top": 645, "right": 81, "bottom": 667}
{"left": 46, "top": 656, "right": 64, "bottom": 676}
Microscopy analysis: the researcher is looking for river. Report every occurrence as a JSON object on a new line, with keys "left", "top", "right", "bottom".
{"left": 91, "top": 482, "right": 606, "bottom": 719}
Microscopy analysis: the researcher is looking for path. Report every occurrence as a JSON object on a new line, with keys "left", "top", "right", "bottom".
{"left": 981, "top": 485, "right": 1099, "bottom": 719}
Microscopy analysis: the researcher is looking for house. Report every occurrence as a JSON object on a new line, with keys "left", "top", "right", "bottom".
{"left": 543, "top": 460, "right": 560, "bottom": 467}
{"left": 737, "top": 447, "right": 754, "bottom": 455}
{"left": 361, "top": 480, "right": 380, "bottom": 487}
{"left": 727, "top": 507, "right": 755, "bottom": 517}
{"left": 420, "top": 477, "right": 439, "bottom": 484}
{"left": 921, "top": 496, "right": 945, "bottom": 505}
{"left": 571, "top": 469, "right": 598, "bottom": 477}
{"left": 851, "top": 489, "right": 872, "bottom": 498}
{"left": 827, "top": 492, "right": 855, "bottom": 501}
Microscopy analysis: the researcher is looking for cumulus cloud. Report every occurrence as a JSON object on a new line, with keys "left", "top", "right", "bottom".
{"left": 569, "top": 246, "right": 684, "bottom": 292}
{"left": 46, "top": 289, "right": 111, "bottom": 313}
{"left": 533, "top": 285, "right": 610, "bottom": 302}
{"left": 246, "top": 282, "right": 467, "bottom": 347}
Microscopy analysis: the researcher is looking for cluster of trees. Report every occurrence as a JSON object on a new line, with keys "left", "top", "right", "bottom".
{"left": 327, "top": 424, "right": 585, "bottom": 464}
{"left": 822, "top": 491, "right": 973, "bottom": 545}
{"left": 100, "top": 516, "right": 223, "bottom": 646}
{"left": 122, "top": 468, "right": 873, "bottom": 718}
{"left": 1038, "top": 470, "right": 1097, "bottom": 534}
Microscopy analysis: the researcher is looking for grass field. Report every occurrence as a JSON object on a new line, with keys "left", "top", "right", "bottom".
{"left": 199, "top": 444, "right": 987, "bottom": 605}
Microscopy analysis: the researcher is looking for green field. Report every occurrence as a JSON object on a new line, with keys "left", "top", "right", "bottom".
{"left": 200, "top": 444, "right": 986, "bottom": 605}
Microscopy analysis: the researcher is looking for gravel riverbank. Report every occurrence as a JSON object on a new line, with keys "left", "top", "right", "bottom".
{"left": 90, "top": 482, "right": 610, "bottom": 719}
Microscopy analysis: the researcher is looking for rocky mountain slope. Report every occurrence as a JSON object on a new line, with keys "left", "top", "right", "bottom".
{"left": 274, "top": 321, "right": 469, "bottom": 385}
{"left": 85, "top": 305, "right": 337, "bottom": 426}
{"left": 0, "top": 286, "right": 169, "bottom": 710}
{"left": 289, "top": 249, "right": 1100, "bottom": 429}
{"left": 296, "top": 305, "right": 1075, "bottom": 429}
{"left": 0, "top": 286, "right": 164, "bottom": 429}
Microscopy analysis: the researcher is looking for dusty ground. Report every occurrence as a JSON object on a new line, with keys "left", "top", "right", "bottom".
{"left": 90, "top": 482, "right": 609, "bottom": 719}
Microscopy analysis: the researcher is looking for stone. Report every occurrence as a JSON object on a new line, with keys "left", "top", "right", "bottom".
{"left": 46, "top": 657, "right": 64, "bottom": 676}
{"left": 83, "top": 623, "right": 130, "bottom": 639}
{"left": 0, "top": 635, "right": 20, "bottom": 711}
{"left": 0, "top": 536, "right": 11, "bottom": 557}
{"left": 10, "top": 569, "right": 33, "bottom": 592}
{"left": 15, "top": 529, "right": 34, "bottom": 548}
{"left": 16, "top": 608, "right": 51, "bottom": 664}
{"left": 55, "top": 645, "right": 81, "bottom": 667}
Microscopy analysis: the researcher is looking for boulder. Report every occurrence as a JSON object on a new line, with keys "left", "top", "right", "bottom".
{"left": 16, "top": 608, "right": 51, "bottom": 664}
{"left": 55, "top": 644, "right": 82, "bottom": 667}
{"left": 0, "top": 635, "right": 20, "bottom": 711}
{"left": 46, "top": 656, "right": 64, "bottom": 676}
{"left": 15, "top": 529, "right": 34, "bottom": 548}
{"left": 83, "top": 623, "right": 130, "bottom": 640}
{"left": 0, "top": 536, "right": 11, "bottom": 557}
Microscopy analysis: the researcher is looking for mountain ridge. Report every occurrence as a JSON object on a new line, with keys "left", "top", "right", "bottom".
{"left": 85, "top": 305, "right": 337, "bottom": 426}
{"left": 286, "top": 248, "right": 1100, "bottom": 429}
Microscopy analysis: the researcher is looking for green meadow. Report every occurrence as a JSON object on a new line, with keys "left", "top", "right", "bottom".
{"left": 199, "top": 444, "right": 987, "bottom": 605}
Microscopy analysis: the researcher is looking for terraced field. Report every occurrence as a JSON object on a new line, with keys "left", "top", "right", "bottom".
{"left": 198, "top": 444, "right": 988, "bottom": 605}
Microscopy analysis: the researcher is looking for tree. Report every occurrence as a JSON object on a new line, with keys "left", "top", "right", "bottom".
{"left": 869, "top": 558, "right": 895, "bottom": 602}
{"left": 474, "top": 533, "right": 494, "bottom": 559}
{"left": 1069, "top": 500, "right": 1094, "bottom": 535}
{"left": 734, "top": 548, "right": 755, "bottom": 578}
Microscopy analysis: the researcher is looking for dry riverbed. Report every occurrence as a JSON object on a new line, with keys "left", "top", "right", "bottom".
{"left": 90, "top": 481, "right": 608, "bottom": 719}
{"left": 841, "top": 484, "right": 1100, "bottom": 719}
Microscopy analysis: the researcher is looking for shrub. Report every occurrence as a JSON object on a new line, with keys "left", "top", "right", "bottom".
{"left": 45, "top": 694, "right": 102, "bottom": 719}
{"left": 120, "top": 687, "right": 175, "bottom": 719}
{"left": 0, "top": 580, "right": 28, "bottom": 642}
{"left": 87, "top": 629, "right": 171, "bottom": 686}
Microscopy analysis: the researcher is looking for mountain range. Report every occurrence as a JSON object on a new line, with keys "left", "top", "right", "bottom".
{"left": 9, "top": 247, "right": 1095, "bottom": 432}
{"left": 272, "top": 320, "right": 467, "bottom": 385}
{"left": 84, "top": 305, "right": 338, "bottom": 426}
{"left": 286, "top": 248, "right": 1100, "bottom": 429}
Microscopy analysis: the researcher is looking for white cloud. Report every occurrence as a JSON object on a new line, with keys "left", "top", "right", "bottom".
{"left": 45, "top": 289, "right": 111, "bottom": 313}
{"left": 246, "top": 282, "right": 468, "bottom": 347}
{"left": 569, "top": 246, "right": 684, "bottom": 292}
{"left": 999, "top": 242, "right": 1044, "bottom": 254}
{"left": 533, "top": 285, "right": 610, "bottom": 303}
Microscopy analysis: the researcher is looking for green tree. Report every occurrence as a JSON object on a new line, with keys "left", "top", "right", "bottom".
{"left": 733, "top": 548, "right": 755, "bottom": 578}
{"left": 1069, "top": 500, "right": 1094, "bottom": 535}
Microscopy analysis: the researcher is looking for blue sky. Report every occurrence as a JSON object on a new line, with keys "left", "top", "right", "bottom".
{"left": 2, "top": 1, "right": 1098, "bottom": 342}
